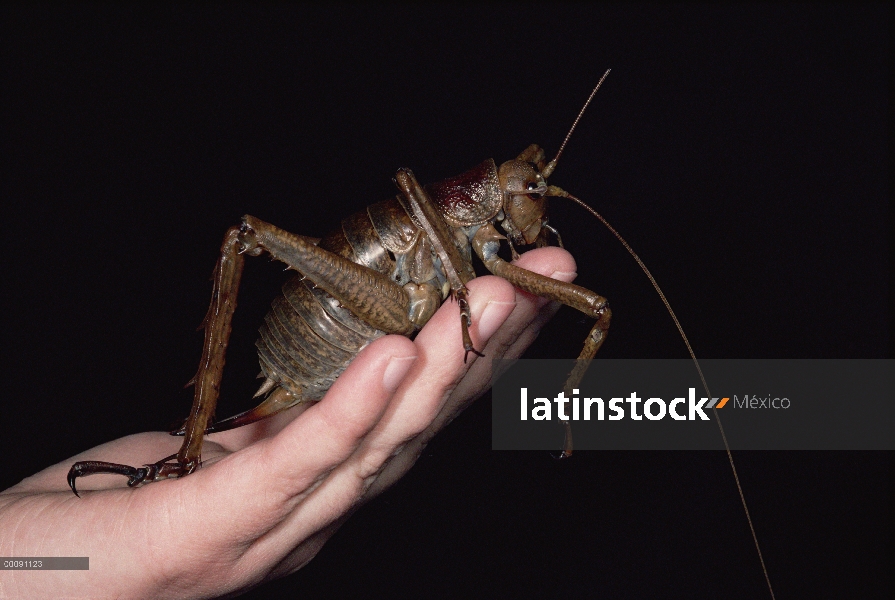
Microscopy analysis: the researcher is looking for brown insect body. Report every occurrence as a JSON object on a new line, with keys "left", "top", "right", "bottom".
{"left": 257, "top": 149, "right": 554, "bottom": 406}
{"left": 67, "top": 142, "right": 610, "bottom": 492}
{"left": 252, "top": 160, "right": 503, "bottom": 404}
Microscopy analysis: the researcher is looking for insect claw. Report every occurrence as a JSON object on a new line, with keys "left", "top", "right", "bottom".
{"left": 67, "top": 470, "right": 81, "bottom": 498}
{"left": 550, "top": 420, "right": 574, "bottom": 459}
{"left": 66, "top": 458, "right": 165, "bottom": 496}
{"left": 463, "top": 345, "right": 485, "bottom": 363}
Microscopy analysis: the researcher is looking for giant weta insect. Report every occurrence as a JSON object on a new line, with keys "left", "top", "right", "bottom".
{"left": 64, "top": 73, "right": 776, "bottom": 597}
{"left": 66, "top": 72, "right": 615, "bottom": 493}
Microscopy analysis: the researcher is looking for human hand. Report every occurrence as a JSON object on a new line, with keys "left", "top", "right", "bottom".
{"left": 0, "top": 247, "right": 578, "bottom": 599}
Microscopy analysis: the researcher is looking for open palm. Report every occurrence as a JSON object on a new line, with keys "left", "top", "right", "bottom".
{"left": 0, "top": 248, "right": 578, "bottom": 599}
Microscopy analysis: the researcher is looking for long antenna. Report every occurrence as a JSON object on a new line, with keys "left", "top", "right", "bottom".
{"left": 542, "top": 72, "right": 776, "bottom": 599}
{"left": 542, "top": 68, "right": 611, "bottom": 179}
{"left": 550, "top": 188, "right": 777, "bottom": 600}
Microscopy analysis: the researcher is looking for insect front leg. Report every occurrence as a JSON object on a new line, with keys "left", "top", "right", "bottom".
{"left": 472, "top": 222, "right": 612, "bottom": 456}
{"left": 472, "top": 223, "right": 612, "bottom": 357}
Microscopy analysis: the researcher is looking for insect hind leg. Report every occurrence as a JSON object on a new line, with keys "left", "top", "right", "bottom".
{"left": 67, "top": 454, "right": 186, "bottom": 497}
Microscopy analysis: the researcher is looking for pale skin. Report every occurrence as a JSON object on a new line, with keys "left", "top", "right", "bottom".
{"left": 0, "top": 248, "right": 579, "bottom": 599}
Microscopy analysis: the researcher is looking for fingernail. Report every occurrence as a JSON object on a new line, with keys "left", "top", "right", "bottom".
{"left": 476, "top": 300, "right": 516, "bottom": 341}
{"left": 382, "top": 355, "right": 416, "bottom": 392}
{"left": 549, "top": 269, "right": 577, "bottom": 283}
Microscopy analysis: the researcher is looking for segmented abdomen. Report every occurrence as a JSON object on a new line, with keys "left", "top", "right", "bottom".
{"left": 254, "top": 196, "right": 430, "bottom": 401}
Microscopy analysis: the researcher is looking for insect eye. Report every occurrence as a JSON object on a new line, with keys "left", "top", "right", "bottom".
{"left": 526, "top": 182, "right": 537, "bottom": 191}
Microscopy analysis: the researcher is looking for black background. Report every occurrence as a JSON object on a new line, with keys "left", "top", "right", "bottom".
{"left": 2, "top": 4, "right": 891, "bottom": 598}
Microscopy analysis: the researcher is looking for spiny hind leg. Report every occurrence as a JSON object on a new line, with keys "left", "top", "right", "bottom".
{"left": 192, "top": 217, "right": 425, "bottom": 434}
{"left": 238, "top": 216, "right": 416, "bottom": 336}
{"left": 68, "top": 215, "right": 424, "bottom": 495}
{"left": 68, "top": 226, "right": 249, "bottom": 494}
